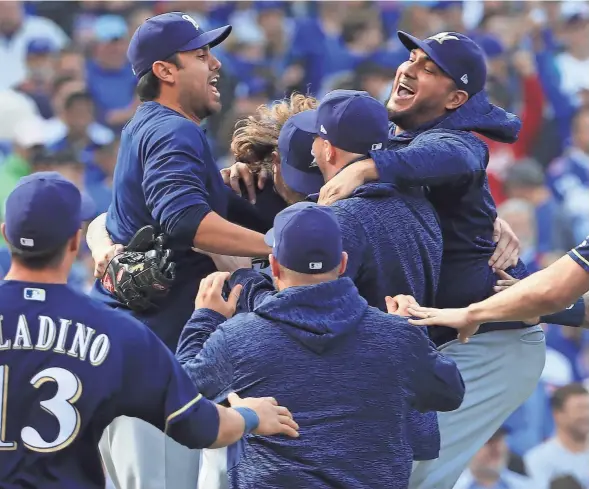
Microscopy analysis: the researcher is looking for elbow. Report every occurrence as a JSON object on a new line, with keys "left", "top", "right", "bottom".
{"left": 164, "top": 206, "right": 211, "bottom": 245}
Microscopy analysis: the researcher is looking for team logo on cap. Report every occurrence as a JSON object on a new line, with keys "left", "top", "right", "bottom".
{"left": 460, "top": 74, "right": 469, "bottom": 84}
{"left": 182, "top": 14, "right": 200, "bottom": 30}
{"left": 320, "top": 125, "right": 327, "bottom": 135}
{"left": 428, "top": 32, "right": 459, "bottom": 44}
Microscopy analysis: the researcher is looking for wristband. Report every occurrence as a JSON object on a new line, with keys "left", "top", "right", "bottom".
{"left": 234, "top": 407, "right": 260, "bottom": 434}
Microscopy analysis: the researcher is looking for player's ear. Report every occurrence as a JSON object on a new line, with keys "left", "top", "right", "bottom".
{"left": 269, "top": 254, "right": 280, "bottom": 278}
{"left": 70, "top": 229, "right": 82, "bottom": 254}
{"left": 338, "top": 252, "right": 348, "bottom": 276}
{"left": 445, "top": 89, "right": 469, "bottom": 111}
{"left": 0, "top": 223, "right": 6, "bottom": 243}
{"left": 271, "top": 151, "right": 280, "bottom": 166}
{"left": 152, "top": 60, "right": 176, "bottom": 84}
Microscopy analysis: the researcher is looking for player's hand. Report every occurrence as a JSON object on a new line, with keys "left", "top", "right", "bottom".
{"left": 407, "top": 306, "right": 480, "bottom": 343}
{"left": 228, "top": 392, "right": 299, "bottom": 438}
{"left": 318, "top": 159, "right": 376, "bottom": 206}
{"left": 220, "top": 162, "right": 269, "bottom": 204}
{"left": 92, "top": 244, "right": 125, "bottom": 278}
{"left": 489, "top": 217, "right": 520, "bottom": 271}
{"left": 195, "top": 272, "right": 242, "bottom": 319}
{"left": 386, "top": 294, "right": 420, "bottom": 316}
{"left": 493, "top": 270, "right": 539, "bottom": 324}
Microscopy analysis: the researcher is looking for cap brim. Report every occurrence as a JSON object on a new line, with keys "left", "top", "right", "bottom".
{"left": 397, "top": 31, "right": 453, "bottom": 80}
{"left": 178, "top": 25, "right": 232, "bottom": 53}
{"left": 264, "top": 228, "right": 275, "bottom": 247}
{"left": 280, "top": 159, "right": 325, "bottom": 197}
{"left": 291, "top": 109, "right": 319, "bottom": 135}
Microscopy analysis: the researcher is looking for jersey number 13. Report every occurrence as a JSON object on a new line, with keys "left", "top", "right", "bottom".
{"left": 0, "top": 365, "right": 82, "bottom": 452}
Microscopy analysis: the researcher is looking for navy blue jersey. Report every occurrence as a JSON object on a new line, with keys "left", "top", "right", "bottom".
{"left": 0, "top": 280, "right": 219, "bottom": 489}
{"left": 90, "top": 101, "right": 229, "bottom": 349}
{"left": 569, "top": 236, "right": 589, "bottom": 273}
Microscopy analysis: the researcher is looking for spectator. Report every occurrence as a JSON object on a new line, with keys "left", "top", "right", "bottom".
{"left": 504, "top": 159, "right": 576, "bottom": 268}
{"left": 55, "top": 46, "right": 86, "bottom": 81}
{"left": 454, "top": 426, "right": 533, "bottom": 489}
{"left": 545, "top": 325, "right": 589, "bottom": 384}
{"left": 0, "top": 117, "right": 50, "bottom": 220}
{"left": 524, "top": 384, "right": 589, "bottom": 489}
{"left": 85, "top": 14, "right": 137, "bottom": 130}
{"left": 0, "top": 0, "right": 68, "bottom": 90}
{"left": 497, "top": 199, "right": 540, "bottom": 272}
{"left": 546, "top": 107, "right": 589, "bottom": 244}
{"left": 47, "top": 90, "right": 115, "bottom": 185}
{"left": 354, "top": 61, "right": 396, "bottom": 103}
{"left": 14, "top": 38, "right": 58, "bottom": 118}
{"left": 0, "top": 88, "right": 40, "bottom": 143}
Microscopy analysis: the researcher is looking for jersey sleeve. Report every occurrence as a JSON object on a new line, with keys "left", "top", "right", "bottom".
{"left": 568, "top": 237, "right": 589, "bottom": 273}
{"left": 142, "top": 121, "right": 213, "bottom": 245}
{"left": 116, "top": 315, "right": 221, "bottom": 449}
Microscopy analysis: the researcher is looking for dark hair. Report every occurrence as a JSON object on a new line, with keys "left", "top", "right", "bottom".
{"left": 52, "top": 74, "right": 76, "bottom": 94}
{"left": 136, "top": 53, "right": 182, "bottom": 102}
{"left": 64, "top": 91, "right": 93, "bottom": 111}
{"left": 550, "top": 383, "right": 588, "bottom": 411}
{"left": 51, "top": 149, "right": 82, "bottom": 166}
{"left": 341, "top": 12, "right": 380, "bottom": 44}
{"left": 8, "top": 242, "right": 70, "bottom": 270}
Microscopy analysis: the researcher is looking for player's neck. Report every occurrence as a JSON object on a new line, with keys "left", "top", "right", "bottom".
{"left": 4, "top": 264, "right": 69, "bottom": 285}
{"left": 155, "top": 96, "right": 201, "bottom": 125}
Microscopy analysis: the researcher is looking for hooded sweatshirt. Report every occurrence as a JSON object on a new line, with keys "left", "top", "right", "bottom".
{"left": 368, "top": 91, "right": 532, "bottom": 345}
{"left": 177, "top": 277, "right": 464, "bottom": 489}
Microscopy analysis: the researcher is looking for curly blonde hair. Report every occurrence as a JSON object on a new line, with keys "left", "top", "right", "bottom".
{"left": 230, "top": 93, "right": 318, "bottom": 174}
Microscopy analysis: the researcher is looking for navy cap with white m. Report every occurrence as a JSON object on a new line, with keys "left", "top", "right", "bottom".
{"left": 264, "top": 202, "right": 343, "bottom": 275}
{"left": 127, "top": 12, "right": 232, "bottom": 79}
{"left": 292, "top": 90, "right": 389, "bottom": 155}
{"left": 4, "top": 172, "right": 95, "bottom": 255}
{"left": 398, "top": 31, "right": 487, "bottom": 97}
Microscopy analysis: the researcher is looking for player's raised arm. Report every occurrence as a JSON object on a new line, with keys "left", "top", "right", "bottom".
{"left": 408, "top": 237, "right": 589, "bottom": 341}
{"left": 117, "top": 313, "right": 298, "bottom": 449}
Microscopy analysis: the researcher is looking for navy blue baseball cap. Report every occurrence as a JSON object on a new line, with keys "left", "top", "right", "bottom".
{"left": 278, "top": 113, "right": 324, "bottom": 196}
{"left": 4, "top": 172, "right": 95, "bottom": 255}
{"left": 264, "top": 202, "right": 343, "bottom": 274}
{"left": 26, "top": 38, "right": 56, "bottom": 55}
{"left": 397, "top": 31, "right": 487, "bottom": 97}
{"left": 293, "top": 90, "right": 388, "bottom": 155}
{"left": 127, "top": 12, "right": 232, "bottom": 79}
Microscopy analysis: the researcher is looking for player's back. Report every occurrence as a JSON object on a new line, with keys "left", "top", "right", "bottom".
{"left": 0, "top": 280, "right": 143, "bottom": 488}
{"left": 331, "top": 182, "right": 441, "bottom": 309}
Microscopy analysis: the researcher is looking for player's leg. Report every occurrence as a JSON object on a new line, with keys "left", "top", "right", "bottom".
{"left": 409, "top": 326, "right": 546, "bottom": 489}
{"left": 99, "top": 416, "right": 200, "bottom": 489}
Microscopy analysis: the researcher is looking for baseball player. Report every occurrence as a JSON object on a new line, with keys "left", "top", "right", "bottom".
{"left": 409, "top": 236, "right": 589, "bottom": 338}
{"left": 311, "top": 31, "right": 551, "bottom": 489}
{"left": 0, "top": 172, "right": 298, "bottom": 489}
{"left": 85, "top": 12, "right": 283, "bottom": 488}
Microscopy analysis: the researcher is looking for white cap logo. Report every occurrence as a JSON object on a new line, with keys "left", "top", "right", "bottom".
{"left": 460, "top": 74, "right": 469, "bottom": 84}
{"left": 320, "top": 125, "right": 327, "bottom": 135}
{"left": 371, "top": 143, "right": 383, "bottom": 150}
{"left": 309, "top": 262, "right": 323, "bottom": 270}
{"left": 428, "top": 32, "right": 460, "bottom": 44}
{"left": 182, "top": 14, "right": 200, "bottom": 30}
{"left": 20, "top": 238, "right": 34, "bottom": 247}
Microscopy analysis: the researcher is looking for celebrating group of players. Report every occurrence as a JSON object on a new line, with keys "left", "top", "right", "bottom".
{"left": 1, "top": 10, "right": 589, "bottom": 489}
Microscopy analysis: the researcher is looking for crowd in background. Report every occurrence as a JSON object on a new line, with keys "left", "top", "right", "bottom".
{"left": 0, "top": 1, "right": 588, "bottom": 488}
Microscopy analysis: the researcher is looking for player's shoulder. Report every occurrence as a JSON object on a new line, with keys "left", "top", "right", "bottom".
{"left": 132, "top": 102, "right": 206, "bottom": 143}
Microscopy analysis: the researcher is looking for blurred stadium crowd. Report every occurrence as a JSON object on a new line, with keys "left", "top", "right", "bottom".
{"left": 0, "top": 1, "right": 588, "bottom": 488}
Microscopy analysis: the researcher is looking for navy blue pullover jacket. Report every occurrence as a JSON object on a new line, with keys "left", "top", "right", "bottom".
{"left": 177, "top": 277, "right": 464, "bottom": 489}
{"left": 90, "top": 102, "right": 229, "bottom": 350}
{"left": 368, "top": 91, "right": 533, "bottom": 345}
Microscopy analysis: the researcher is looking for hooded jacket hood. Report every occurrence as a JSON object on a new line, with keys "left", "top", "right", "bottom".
{"left": 254, "top": 277, "right": 368, "bottom": 354}
{"left": 393, "top": 91, "right": 521, "bottom": 144}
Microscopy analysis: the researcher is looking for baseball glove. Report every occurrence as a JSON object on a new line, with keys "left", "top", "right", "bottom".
{"left": 101, "top": 226, "right": 176, "bottom": 312}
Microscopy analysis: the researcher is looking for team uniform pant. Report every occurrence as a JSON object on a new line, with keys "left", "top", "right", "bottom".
{"left": 100, "top": 416, "right": 200, "bottom": 489}
{"left": 408, "top": 325, "right": 546, "bottom": 489}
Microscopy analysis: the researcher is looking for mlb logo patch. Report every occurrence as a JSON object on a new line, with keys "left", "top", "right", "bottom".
{"left": 309, "top": 262, "right": 323, "bottom": 270}
{"left": 24, "top": 288, "right": 46, "bottom": 302}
